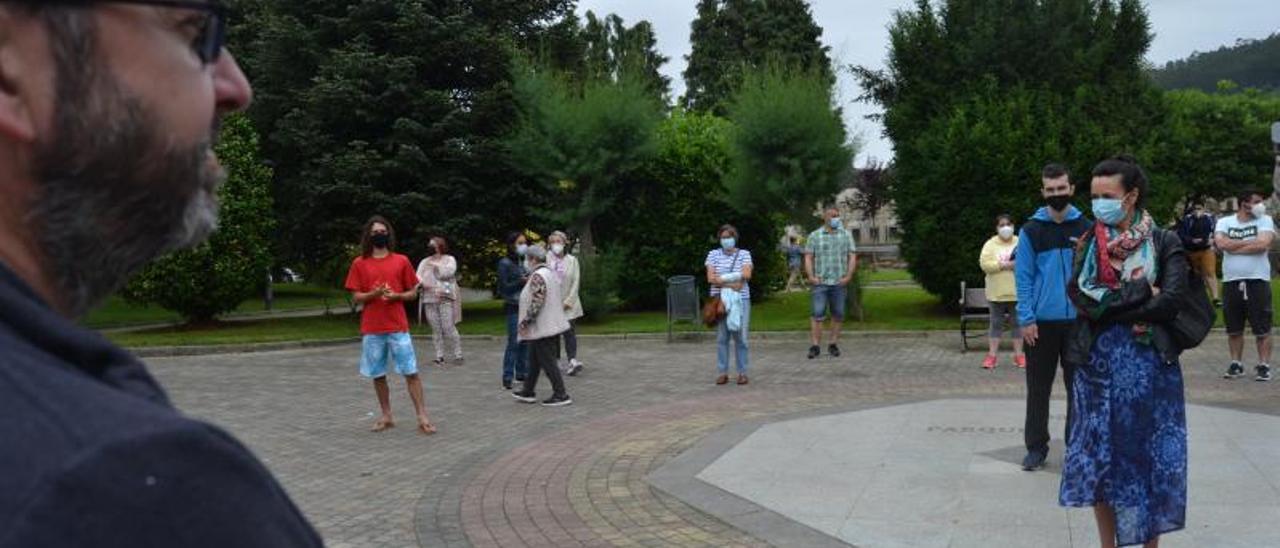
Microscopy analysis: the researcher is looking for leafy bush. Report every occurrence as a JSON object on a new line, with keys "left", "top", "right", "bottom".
{"left": 597, "top": 111, "right": 731, "bottom": 308}
{"left": 577, "top": 249, "right": 624, "bottom": 320}
{"left": 121, "top": 115, "right": 274, "bottom": 323}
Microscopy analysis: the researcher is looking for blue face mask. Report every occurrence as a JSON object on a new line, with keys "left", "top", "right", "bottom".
{"left": 720, "top": 237, "right": 736, "bottom": 250}
{"left": 1092, "top": 198, "right": 1127, "bottom": 226}
{"left": 829, "top": 217, "right": 843, "bottom": 229}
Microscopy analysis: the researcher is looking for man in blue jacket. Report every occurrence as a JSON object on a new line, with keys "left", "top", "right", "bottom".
{"left": 0, "top": 3, "right": 320, "bottom": 545}
{"left": 1015, "top": 164, "right": 1093, "bottom": 471}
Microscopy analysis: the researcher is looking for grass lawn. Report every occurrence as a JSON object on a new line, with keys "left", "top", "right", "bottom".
{"left": 83, "top": 283, "right": 350, "bottom": 329}
{"left": 104, "top": 286, "right": 954, "bottom": 348}
{"left": 865, "top": 268, "right": 914, "bottom": 283}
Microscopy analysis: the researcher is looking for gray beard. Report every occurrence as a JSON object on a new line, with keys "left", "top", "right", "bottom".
{"left": 29, "top": 66, "right": 220, "bottom": 317}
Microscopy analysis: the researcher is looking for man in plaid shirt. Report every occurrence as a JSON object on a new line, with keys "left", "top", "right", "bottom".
{"left": 804, "top": 204, "right": 857, "bottom": 359}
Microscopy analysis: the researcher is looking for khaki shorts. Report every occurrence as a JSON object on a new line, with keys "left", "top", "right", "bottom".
{"left": 1186, "top": 249, "right": 1217, "bottom": 278}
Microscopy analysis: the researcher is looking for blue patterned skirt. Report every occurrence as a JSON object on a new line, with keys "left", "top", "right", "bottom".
{"left": 1059, "top": 324, "right": 1187, "bottom": 546}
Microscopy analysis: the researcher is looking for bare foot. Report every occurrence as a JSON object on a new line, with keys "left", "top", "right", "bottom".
{"left": 371, "top": 416, "right": 395, "bottom": 432}
{"left": 417, "top": 417, "right": 437, "bottom": 436}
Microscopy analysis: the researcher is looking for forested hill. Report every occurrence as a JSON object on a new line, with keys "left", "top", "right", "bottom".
{"left": 1151, "top": 32, "right": 1280, "bottom": 91}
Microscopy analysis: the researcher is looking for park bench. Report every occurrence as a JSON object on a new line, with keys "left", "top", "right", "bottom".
{"left": 958, "top": 281, "right": 990, "bottom": 351}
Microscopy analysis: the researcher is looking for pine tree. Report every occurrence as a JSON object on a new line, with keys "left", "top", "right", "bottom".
{"left": 683, "top": 0, "right": 834, "bottom": 115}
{"left": 854, "top": 0, "right": 1168, "bottom": 305}
{"left": 227, "top": 0, "right": 575, "bottom": 283}
{"left": 580, "top": 11, "right": 671, "bottom": 104}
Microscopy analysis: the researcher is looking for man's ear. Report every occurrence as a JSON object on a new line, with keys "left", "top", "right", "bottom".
{"left": 0, "top": 10, "right": 39, "bottom": 144}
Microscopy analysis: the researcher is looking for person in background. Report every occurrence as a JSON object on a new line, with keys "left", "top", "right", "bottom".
{"left": 785, "top": 237, "right": 804, "bottom": 291}
{"left": 546, "top": 231, "right": 585, "bottom": 376}
{"left": 511, "top": 244, "right": 573, "bottom": 407}
{"left": 978, "top": 214, "right": 1025, "bottom": 369}
{"left": 345, "top": 216, "right": 437, "bottom": 435}
{"left": 417, "top": 236, "right": 463, "bottom": 367}
{"left": 1215, "top": 190, "right": 1275, "bottom": 382}
{"left": 804, "top": 204, "right": 857, "bottom": 359}
{"left": 1016, "top": 163, "right": 1092, "bottom": 472}
{"left": 1177, "top": 201, "right": 1220, "bottom": 307}
{"left": 497, "top": 231, "right": 530, "bottom": 390}
{"left": 706, "top": 224, "right": 754, "bottom": 385}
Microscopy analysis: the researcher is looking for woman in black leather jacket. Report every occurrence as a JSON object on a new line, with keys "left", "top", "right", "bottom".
{"left": 1058, "top": 156, "right": 1189, "bottom": 548}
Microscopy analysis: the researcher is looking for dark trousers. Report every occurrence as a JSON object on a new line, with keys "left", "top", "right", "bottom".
{"left": 526, "top": 336, "right": 568, "bottom": 398}
{"left": 558, "top": 320, "right": 578, "bottom": 361}
{"left": 1024, "top": 321, "right": 1076, "bottom": 454}
{"left": 502, "top": 304, "right": 528, "bottom": 382}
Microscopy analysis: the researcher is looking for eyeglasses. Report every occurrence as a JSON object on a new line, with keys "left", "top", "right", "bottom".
{"left": 15, "top": 1, "right": 227, "bottom": 65}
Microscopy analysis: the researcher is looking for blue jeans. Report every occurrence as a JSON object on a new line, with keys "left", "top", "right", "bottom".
{"left": 811, "top": 284, "right": 847, "bottom": 321}
{"left": 503, "top": 305, "right": 528, "bottom": 382}
{"left": 717, "top": 299, "right": 750, "bottom": 375}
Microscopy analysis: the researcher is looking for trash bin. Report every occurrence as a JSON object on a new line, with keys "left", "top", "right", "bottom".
{"left": 666, "top": 275, "right": 699, "bottom": 342}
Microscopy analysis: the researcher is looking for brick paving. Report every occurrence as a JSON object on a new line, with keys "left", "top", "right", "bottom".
{"left": 143, "top": 332, "right": 1280, "bottom": 547}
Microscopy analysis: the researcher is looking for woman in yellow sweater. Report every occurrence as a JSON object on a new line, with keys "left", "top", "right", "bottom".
{"left": 978, "top": 214, "right": 1025, "bottom": 369}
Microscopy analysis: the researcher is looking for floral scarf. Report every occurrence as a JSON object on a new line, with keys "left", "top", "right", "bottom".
{"left": 1077, "top": 210, "right": 1158, "bottom": 341}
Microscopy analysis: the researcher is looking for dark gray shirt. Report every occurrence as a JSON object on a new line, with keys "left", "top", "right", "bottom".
{"left": 0, "top": 263, "right": 322, "bottom": 547}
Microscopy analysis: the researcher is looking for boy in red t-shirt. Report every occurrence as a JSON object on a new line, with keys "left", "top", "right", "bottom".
{"left": 344, "top": 216, "right": 436, "bottom": 435}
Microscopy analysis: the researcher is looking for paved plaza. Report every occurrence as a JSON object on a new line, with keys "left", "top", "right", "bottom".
{"left": 143, "top": 332, "right": 1280, "bottom": 547}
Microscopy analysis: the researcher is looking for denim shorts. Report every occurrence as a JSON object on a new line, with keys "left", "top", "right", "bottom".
{"left": 360, "top": 332, "right": 418, "bottom": 378}
{"left": 811, "top": 284, "right": 847, "bottom": 320}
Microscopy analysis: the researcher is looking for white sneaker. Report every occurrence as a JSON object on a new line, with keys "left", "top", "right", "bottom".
{"left": 567, "top": 359, "right": 584, "bottom": 376}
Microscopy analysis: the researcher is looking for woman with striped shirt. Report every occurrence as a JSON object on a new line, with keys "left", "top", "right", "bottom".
{"left": 705, "top": 224, "right": 754, "bottom": 385}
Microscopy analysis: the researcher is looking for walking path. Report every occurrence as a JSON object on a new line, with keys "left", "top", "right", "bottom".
{"left": 143, "top": 333, "right": 1279, "bottom": 547}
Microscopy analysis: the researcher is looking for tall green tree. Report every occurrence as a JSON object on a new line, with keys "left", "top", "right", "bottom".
{"left": 121, "top": 115, "right": 274, "bottom": 323}
{"left": 580, "top": 11, "right": 672, "bottom": 104}
{"left": 505, "top": 63, "right": 664, "bottom": 256}
{"left": 855, "top": 0, "right": 1167, "bottom": 305}
{"left": 725, "top": 63, "right": 854, "bottom": 222}
{"left": 227, "top": 0, "right": 574, "bottom": 283}
{"left": 683, "top": 0, "right": 834, "bottom": 115}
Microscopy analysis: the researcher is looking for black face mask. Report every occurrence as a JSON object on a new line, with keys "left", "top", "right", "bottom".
{"left": 371, "top": 233, "right": 390, "bottom": 248}
{"left": 427, "top": 244, "right": 438, "bottom": 255}
{"left": 1045, "top": 195, "right": 1072, "bottom": 212}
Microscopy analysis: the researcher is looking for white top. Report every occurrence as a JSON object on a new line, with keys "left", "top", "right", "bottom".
{"left": 705, "top": 248, "right": 753, "bottom": 299}
{"left": 415, "top": 255, "right": 458, "bottom": 304}
{"left": 547, "top": 252, "right": 583, "bottom": 320}
{"left": 1216, "top": 214, "right": 1275, "bottom": 282}
{"left": 518, "top": 266, "right": 570, "bottom": 341}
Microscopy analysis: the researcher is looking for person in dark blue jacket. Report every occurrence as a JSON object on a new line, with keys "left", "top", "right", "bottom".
{"left": 0, "top": 3, "right": 320, "bottom": 546}
{"left": 497, "top": 231, "right": 531, "bottom": 390}
{"left": 1176, "top": 202, "right": 1221, "bottom": 306}
{"left": 1015, "top": 163, "right": 1094, "bottom": 472}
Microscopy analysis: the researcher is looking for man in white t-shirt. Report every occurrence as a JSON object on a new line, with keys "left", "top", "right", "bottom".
{"left": 1214, "top": 190, "right": 1276, "bottom": 382}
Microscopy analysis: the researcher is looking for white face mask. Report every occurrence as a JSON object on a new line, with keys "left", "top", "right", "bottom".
{"left": 551, "top": 243, "right": 565, "bottom": 256}
{"left": 1252, "top": 203, "right": 1267, "bottom": 218}
{"left": 997, "top": 225, "right": 1015, "bottom": 240}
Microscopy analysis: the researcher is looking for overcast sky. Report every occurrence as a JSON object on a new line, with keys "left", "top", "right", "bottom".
{"left": 575, "top": 0, "right": 1280, "bottom": 164}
